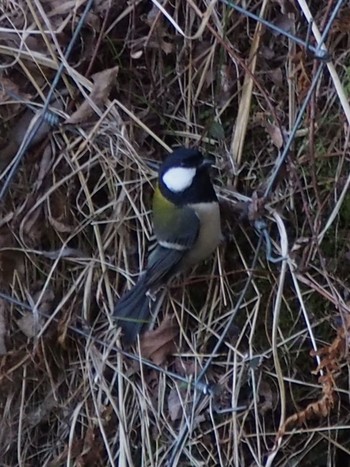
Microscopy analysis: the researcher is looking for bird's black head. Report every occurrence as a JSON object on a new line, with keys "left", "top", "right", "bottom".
{"left": 158, "top": 148, "right": 217, "bottom": 205}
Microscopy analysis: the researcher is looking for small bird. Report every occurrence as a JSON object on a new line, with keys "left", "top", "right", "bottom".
{"left": 114, "top": 147, "right": 221, "bottom": 345}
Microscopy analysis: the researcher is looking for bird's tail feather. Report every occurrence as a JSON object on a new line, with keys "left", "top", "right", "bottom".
{"left": 113, "top": 277, "right": 151, "bottom": 345}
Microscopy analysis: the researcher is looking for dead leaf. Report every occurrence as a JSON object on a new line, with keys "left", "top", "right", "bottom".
{"left": 272, "top": 13, "right": 294, "bottom": 35}
{"left": 48, "top": 216, "right": 74, "bottom": 233}
{"left": 217, "top": 63, "right": 237, "bottom": 106}
{"left": 259, "top": 380, "right": 274, "bottom": 415}
{"left": 333, "top": 8, "right": 350, "bottom": 33}
{"left": 291, "top": 51, "right": 311, "bottom": 102}
{"left": 0, "top": 299, "right": 8, "bottom": 355}
{"left": 167, "top": 386, "right": 184, "bottom": 421}
{"left": 143, "top": 4, "right": 174, "bottom": 55}
{"left": 260, "top": 45, "right": 275, "bottom": 60}
{"left": 47, "top": 188, "right": 74, "bottom": 233}
{"left": 247, "top": 191, "right": 266, "bottom": 222}
{"left": 21, "top": 204, "right": 44, "bottom": 244}
{"left": 33, "top": 288, "right": 55, "bottom": 315}
{"left": 272, "top": 0, "right": 296, "bottom": 14}
{"left": 16, "top": 289, "right": 53, "bottom": 337}
{"left": 0, "top": 77, "right": 30, "bottom": 106}
{"left": 0, "top": 226, "right": 24, "bottom": 285}
{"left": 160, "top": 40, "right": 173, "bottom": 55}
{"left": 34, "top": 144, "right": 53, "bottom": 191}
{"left": 27, "top": 392, "right": 57, "bottom": 427}
{"left": 66, "top": 66, "right": 119, "bottom": 124}
{"left": 269, "top": 68, "right": 284, "bottom": 87}
{"left": 0, "top": 99, "right": 62, "bottom": 171}
{"left": 140, "top": 315, "right": 179, "bottom": 365}
{"left": 76, "top": 425, "right": 104, "bottom": 466}
{"left": 17, "top": 312, "right": 41, "bottom": 338}
{"left": 0, "top": 78, "right": 16, "bottom": 101}
{"left": 174, "top": 357, "right": 197, "bottom": 377}
{"left": 57, "top": 313, "right": 71, "bottom": 348}
{"left": 265, "top": 123, "right": 284, "bottom": 149}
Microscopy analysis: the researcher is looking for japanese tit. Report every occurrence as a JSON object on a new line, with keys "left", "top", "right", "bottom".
{"left": 114, "top": 147, "right": 221, "bottom": 345}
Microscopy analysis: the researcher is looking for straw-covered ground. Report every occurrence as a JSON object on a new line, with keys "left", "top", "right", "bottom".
{"left": 1, "top": 0, "right": 350, "bottom": 465}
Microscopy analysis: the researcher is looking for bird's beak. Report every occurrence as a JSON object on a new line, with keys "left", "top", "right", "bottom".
{"left": 201, "top": 157, "right": 215, "bottom": 168}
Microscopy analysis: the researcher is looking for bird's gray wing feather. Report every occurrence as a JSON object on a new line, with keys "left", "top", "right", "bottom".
{"left": 145, "top": 207, "right": 200, "bottom": 287}
{"left": 114, "top": 207, "right": 199, "bottom": 345}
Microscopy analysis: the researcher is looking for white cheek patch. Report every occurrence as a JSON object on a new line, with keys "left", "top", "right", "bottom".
{"left": 162, "top": 167, "right": 196, "bottom": 193}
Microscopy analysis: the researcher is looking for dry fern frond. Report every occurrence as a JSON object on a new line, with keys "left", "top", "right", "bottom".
{"left": 277, "top": 314, "right": 350, "bottom": 439}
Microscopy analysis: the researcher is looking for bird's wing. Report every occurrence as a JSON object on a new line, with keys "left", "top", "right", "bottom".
{"left": 144, "top": 206, "right": 200, "bottom": 288}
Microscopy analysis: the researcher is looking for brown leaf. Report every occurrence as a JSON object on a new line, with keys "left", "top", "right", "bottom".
{"left": 265, "top": 123, "right": 284, "bottom": 149}
{"left": 167, "top": 386, "right": 184, "bottom": 421}
{"left": 333, "top": 8, "right": 350, "bottom": 33}
{"left": 291, "top": 51, "right": 311, "bottom": 102}
{"left": 0, "top": 99, "right": 62, "bottom": 171}
{"left": 0, "top": 226, "right": 24, "bottom": 285}
{"left": 268, "top": 68, "right": 284, "bottom": 87}
{"left": 174, "top": 357, "right": 197, "bottom": 377}
{"left": 27, "top": 393, "right": 57, "bottom": 427}
{"left": 66, "top": 66, "right": 119, "bottom": 124}
{"left": 272, "top": 13, "right": 294, "bottom": 35}
{"left": 143, "top": 4, "right": 174, "bottom": 55}
{"left": 57, "top": 313, "right": 71, "bottom": 348}
{"left": 48, "top": 216, "right": 74, "bottom": 233}
{"left": 272, "top": 0, "right": 296, "bottom": 14}
{"left": 247, "top": 191, "right": 266, "bottom": 222}
{"left": 47, "top": 188, "right": 74, "bottom": 233}
{"left": 160, "top": 40, "right": 173, "bottom": 55}
{"left": 140, "top": 315, "right": 179, "bottom": 365}
{"left": 33, "top": 288, "right": 55, "bottom": 315}
{"left": 34, "top": 144, "right": 53, "bottom": 191}
{"left": 218, "top": 64, "right": 236, "bottom": 106}
{"left": 0, "top": 77, "right": 27, "bottom": 104}
{"left": 259, "top": 380, "right": 274, "bottom": 415}
{"left": 0, "top": 299, "right": 8, "bottom": 355}
{"left": 260, "top": 45, "right": 275, "bottom": 61}
{"left": 16, "top": 289, "right": 54, "bottom": 338}
{"left": 17, "top": 312, "right": 41, "bottom": 338}
{"left": 21, "top": 204, "right": 44, "bottom": 244}
{"left": 76, "top": 426, "right": 104, "bottom": 466}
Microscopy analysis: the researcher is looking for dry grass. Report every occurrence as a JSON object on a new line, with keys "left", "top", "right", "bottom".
{"left": 1, "top": 0, "right": 350, "bottom": 465}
